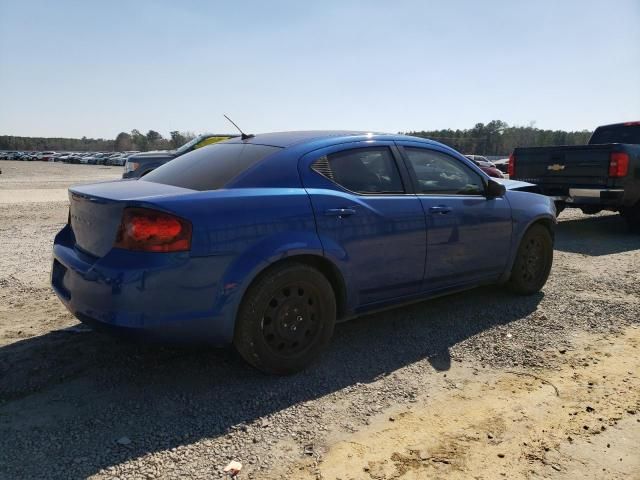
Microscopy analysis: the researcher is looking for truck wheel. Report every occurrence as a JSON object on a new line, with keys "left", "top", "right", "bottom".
{"left": 581, "top": 206, "right": 602, "bottom": 215}
{"left": 234, "top": 262, "right": 336, "bottom": 375}
{"left": 508, "top": 224, "right": 553, "bottom": 295}
{"left": 621, "top": 205, "right": 640, "bottom": 233}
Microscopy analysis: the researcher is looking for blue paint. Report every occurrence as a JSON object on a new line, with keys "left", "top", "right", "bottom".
{"left": 52, "top": 132, "right": 555, "bottom": 345}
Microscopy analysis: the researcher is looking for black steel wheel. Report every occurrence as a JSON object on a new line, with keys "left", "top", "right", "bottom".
{"left": 260, "top": 282, "right": 322, "bottom": 357}
{"left": 508, "top": 224, "right": 553, "bottom": 295}
{"left": 234, "top": 262, "right": 336, "bottom": 375}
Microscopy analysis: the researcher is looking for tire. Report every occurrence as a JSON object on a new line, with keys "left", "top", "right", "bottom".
{"left": 508, "top": 224, "right": 553, "bottom": 295}
{"left": 621, "top": 205, "right": 640, "bottom": 233}
{"left": 233, "top": 262, "right": 336, "bottom": 375}
{"left": 580, "top": 206, "right": 602, "bottom": 215}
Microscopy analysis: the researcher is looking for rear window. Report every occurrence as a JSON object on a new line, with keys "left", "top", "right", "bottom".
{"left": 589, "top": 125, "right": 640, "bottom": 145}
{"left": 141, "top": 143, "right": 281, "bottom": 190}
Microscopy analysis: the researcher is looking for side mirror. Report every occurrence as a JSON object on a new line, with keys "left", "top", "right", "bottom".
{"left": 486, "top": 178, "right": 506, "bottom": 198}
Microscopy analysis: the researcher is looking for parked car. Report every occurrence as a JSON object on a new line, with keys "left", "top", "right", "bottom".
{"left": 49, "top": 153, "right": 67, "bottom": 162}
{"left": 0, "top": 151, "right": 18, "bottom": 160}
{"left": 493, "top": 158, "right": 510, "bottom": 174}
{"left": 465, "top": 155, "right": 504, "bottom": 178}
{"left": 82, "top": 153, "right": 105, "bottom": 165}
{"left": 123, "top": 134, "right": 234, "bottom": 179}
{"left": 509, "top": 121, "right": 640, "bottom": 229}
{"left": 52, "top": 131, "right": 555, "bottom": 374}
{"left": 37, "top": 151, "right": 56, "bottom": 161}
{"left": 67, "top": 153, "right": 86, "bottom": 163}
{"left": 55, "top": 153, "right": 73, "bottom": 162}
{"left": 96, "top": 153, "right": 111, "bottom": 165}
{"left": 105, "top": 153, "right": 128, "bottom": 166}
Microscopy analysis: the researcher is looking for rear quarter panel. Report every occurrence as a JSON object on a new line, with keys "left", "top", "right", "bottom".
{"left": 144, "top": 188, "right": 324, "bottom": 342}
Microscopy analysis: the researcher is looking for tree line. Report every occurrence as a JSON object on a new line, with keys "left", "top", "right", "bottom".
{"left": 1, "top": 121, "right": 593, "bottom": 154}
{"left": 405, "top": 120, "right": 592, "bottom": 156}
{"left": 0, "top": 130, "right": 196, "bottom": 152}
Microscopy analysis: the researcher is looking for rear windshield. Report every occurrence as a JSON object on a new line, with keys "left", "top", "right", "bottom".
{"left": 589, "top": 125, "right": 640, "bottom": 145}
{"left": 141, "top": 143, "right": 281, "bottom": 190}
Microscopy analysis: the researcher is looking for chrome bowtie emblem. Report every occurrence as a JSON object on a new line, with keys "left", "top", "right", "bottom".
{"left": 547, "top": 163, "right": 565, "bottom": 171}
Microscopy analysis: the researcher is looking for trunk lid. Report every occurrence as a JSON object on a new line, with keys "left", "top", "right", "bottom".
{"left": 68, "top": 180, "right": 192, "bottom": 257}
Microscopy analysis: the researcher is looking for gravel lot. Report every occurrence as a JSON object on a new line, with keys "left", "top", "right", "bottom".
{"left": 0, "top": 161, "right": 638, "bottom": 479}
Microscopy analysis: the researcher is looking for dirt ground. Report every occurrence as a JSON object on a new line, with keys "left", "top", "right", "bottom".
{"left": 0, "top": 161, "right": 120, "bottom": 344}
{"left": 0, "top": 161, "right": 638, "bottom": 479}
{"left": 279, "top": 327, "right": 640, "bottom": 479}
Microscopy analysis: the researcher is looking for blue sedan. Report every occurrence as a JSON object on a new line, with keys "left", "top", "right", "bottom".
{"left": 51, "top": 131, "right": 556, "bottom": 374}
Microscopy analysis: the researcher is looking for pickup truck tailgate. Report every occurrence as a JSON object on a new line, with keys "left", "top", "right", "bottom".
{"left": 513, "top": 145, "right": 611, "bottom": 188}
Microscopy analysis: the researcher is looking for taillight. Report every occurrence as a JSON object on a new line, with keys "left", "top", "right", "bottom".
{"left": 609, "top": 152, "right": 629, "bottom": 177}
{"left": 125, "top": 161, "right": 140, "bottom": 173}
{"left": 114, "top": 207, "right": 192, "bottom": 252}
{"left": 508, "top": 153, "right": 516, "bottom": 177}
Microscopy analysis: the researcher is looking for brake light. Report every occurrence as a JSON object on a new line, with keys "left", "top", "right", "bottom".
{"left": 125, "top": 161, "right": 140, "bottom": 173}
{"left": 609, "top": 152, "right": 629, "bottom": 177}
{"left": 508, "top": 153, "right": 516, "bottom": 177}
{"left": 114, "top": 207, "right": 192, "bottom": 252}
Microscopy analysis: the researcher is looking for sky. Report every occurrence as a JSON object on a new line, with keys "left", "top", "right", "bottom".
{"left": 0, "top": 0, "right": 639, "bottom": 139}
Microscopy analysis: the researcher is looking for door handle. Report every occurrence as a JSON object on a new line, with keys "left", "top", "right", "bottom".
{"left": 429, "top": 205, "right": 452, "bottom": 215}
{"left": 325, "top": 207, "right": 356, "bottom": 217}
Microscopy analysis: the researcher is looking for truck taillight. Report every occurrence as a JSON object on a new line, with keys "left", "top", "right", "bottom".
{"left": 508, "top": 153, "right": 516, "bottom": 177}
{"left": 609, "top": 152, "right": 629, "bottom": 177}
{"left": 124, "top": 161, "right": 140, "bottom": 173}
{"left": 114, "top": 207, "right": 192, "bottom": 252}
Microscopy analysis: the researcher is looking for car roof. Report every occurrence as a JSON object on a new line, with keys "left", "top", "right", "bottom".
{"left": 595, "top": 121, "right": 640, "bottom": 129}
{"left": 222, "top": 130, "right": 438, "bottom": 148}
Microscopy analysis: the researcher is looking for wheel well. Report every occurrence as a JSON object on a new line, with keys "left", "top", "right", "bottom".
{"left": 248, "top": 255, "right": 348, "bottom": 320}
{"left": 530, "top": 218, "right": 555, "bottom": 240}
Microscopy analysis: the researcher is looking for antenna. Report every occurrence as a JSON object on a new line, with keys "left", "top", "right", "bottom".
{"left": 223, "top": 114, "right": 254, "bottom": 140}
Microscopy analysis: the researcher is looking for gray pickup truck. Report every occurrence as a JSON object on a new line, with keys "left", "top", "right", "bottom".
{"left": 510, "top": 121, "right": 640, "bottom": 231}
{"left": 122, "top": 134, "right": 234, "bottom": 179}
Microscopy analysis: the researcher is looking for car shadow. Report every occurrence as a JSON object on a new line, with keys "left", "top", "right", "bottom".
{"left": 0, "top": 286, "right": 542, "bottom": 478}
{"left": 554, "top": 213, "right": 638, "bottom": 256}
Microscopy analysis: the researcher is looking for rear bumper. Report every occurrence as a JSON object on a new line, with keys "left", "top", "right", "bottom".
{"left": 569, "top": 188, "right": 624, "bottom": 200}
{"left": 51, "top": 226, "right": 235, "bottom": 345}
{"left": 552, "top": 188, "right": 625, "bottom": 206}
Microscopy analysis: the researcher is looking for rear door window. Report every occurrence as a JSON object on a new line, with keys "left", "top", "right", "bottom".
{"left": 142, "top": 143, "right": 281, "bottom": 190}
{"left": 312, "top": 147, "right": 405, "bottom": 194}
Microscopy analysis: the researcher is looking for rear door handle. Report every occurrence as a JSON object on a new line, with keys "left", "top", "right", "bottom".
{"left": 429, "top": 205, "right": 452, "bottom": 215}
{"left": 325, "top": 207, "right": 356, "bottom": 217}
